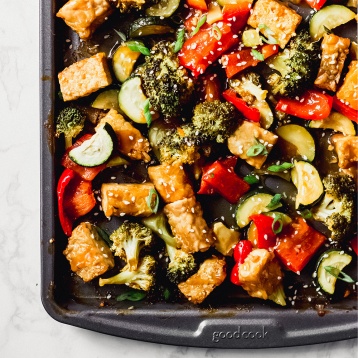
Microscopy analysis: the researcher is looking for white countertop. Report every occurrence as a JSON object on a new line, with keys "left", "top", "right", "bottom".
{"left": 0, "top": 1, "right": 356, "bottom": 357}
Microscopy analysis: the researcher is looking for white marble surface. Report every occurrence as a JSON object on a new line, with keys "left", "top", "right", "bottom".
{"left": 0, "top": 1, "right": 356, "bottom": 357}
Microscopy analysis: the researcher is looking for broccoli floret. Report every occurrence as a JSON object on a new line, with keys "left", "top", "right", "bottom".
{"left": 229, "top": 72, "right": 274, "bottom": 128}
{"left": 267, "top": 30, "right": 320, "bottom": 98}
{"left": 191, "top": 100, "right": 238, "bottom": 143}
{"left": 229, "top": 72, "right": 265, "bottom": 105}
{"left": 312, "top": 174, "right": 356, "bottom": 242}
{"left": 55, "top": 107, "right": 86, "bottom": 149}
{"left": 166, "top": 247, "right": 197, "bottom": 285}
{"left": 110, "top": 222, "right": 154, "bottom": 271}
{"left": 98, "top": 255, "right": 156, "bottom": 291}
{"left": 137, "top": 41, "right": 195, "bottom": 118}
{"left": 155, "top": 125, "right": 201, "bottom": 164}
{"left": 142, "top": 212, "right": 198, "bottom": 284}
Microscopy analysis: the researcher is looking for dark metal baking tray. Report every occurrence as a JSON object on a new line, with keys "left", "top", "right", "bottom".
{"left": 40, "top": 0, "right": 358, "bottom": 348}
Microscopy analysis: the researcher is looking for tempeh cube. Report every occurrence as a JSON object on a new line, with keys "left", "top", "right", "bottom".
{"left": 58, "top": 52, "right": 112, "bottom": 101}
{"left": 178, "top": 256, "right": 226, "bottom": 304}
{"left": 63, "top": 222, "right": 115, "bottom": 282}
{"left": 101, "top": 182, "right": 157, "bottom": 217}
{"left": 97, "top": 109, "right": 151, "bottom": 162}
{"left": 164, "top": 196, "right": 215, "bottom": 253}
{"left": 56, "top": 0, "right": 114, "bottom": 40}
{"left": 336, "top": 61, "right": 358, "bottom": 110}
{"left": 247, "top": 0, "right": 302, "bottom": 49}
{"left": 148, "top": 160, "right": 194, "bottom": 203}
{"left": 227, "top": 121, "right": 278, "bottom": 169}
{"left": 314, "top": 34, "right": 350, "bottom": 92}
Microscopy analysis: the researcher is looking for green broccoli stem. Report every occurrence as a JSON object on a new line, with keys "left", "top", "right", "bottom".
{"left": 268, "top": 284, "right": 286, "bottom": 306}
{"left": 64, "top": 135, "right": 73, "bottom": 149}
{"left": 99, "top": 270, "right": 135, "bottom": 286}
{"left": 125, "top": 241, "right": 141, "bottom": 271}
{"left": 142, "top": 212, "right": 177, "bottom": 248}
{"left": 165, "top": 243, "right": 177, "bottom": 263}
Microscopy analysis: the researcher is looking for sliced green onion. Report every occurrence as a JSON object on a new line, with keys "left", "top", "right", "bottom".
{"left": 267, "top": 194, "right": 282, "bottom": 209}
{"left": 300, "top": 209, "right": 313, "bottom": 219}
{"left": 251, "top": 49, "right": 264, "bottom": 61}
{"left": 272, "top": 214, "right": 284, "bottom": 234}
{"left": 143, "top": 99, "right": 152, "bottom": 127}
{"left": 261, "top": 35, "right": 278, "bottom": 44}
{"left": 163, "top": 288, "right": 171, "bottom": 301}
{"left": 95, "top": 226, "right": 112, "bottom": 247}
{"left": 146, "top": 188, "right": 159, "bottom": 213}
{"left": 114, "top": 29, "right": 127, "bottom": 42}
{"left": 258, "top": 23, "right": 278, "bottom": 44}
{"left": 246, "top": 138, "right": 268, "bottom": 157}
{"left": 174, "top": 28, "right": 185, "bottom": 53}
{"left": 211, "top": 25, "right": 222, "bottom": 40}
{"left": 258, "top": 23, "right": 275, "bottom": 36}
{"left": 191, "top": 14, "right": 207, "bottom": 36}
{"left": 116, "top": 290, "right": 147, "bottom": 302}
{"left": 267, "top": 162, "right": 294, "bottom": 172}
{"left": 244, "top": 174, "right": 260, "bottom": 184}
{"left": 324, "top": 266, "right": 355, "bottom": 283}
{"left": 127, "top": 41, "right": 150, "bottom": 56}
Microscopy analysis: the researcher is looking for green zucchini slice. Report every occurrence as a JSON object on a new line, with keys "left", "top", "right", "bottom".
{"left": 309, "top": 111, "right": 356, "bottom": 136}
{"left": 118, "top": 76, "right": 149, "bottom": 124}
{"left": 235, "top": 192, "right": 282, "bottom": 228}
{"left": 276, "top": 124, "right": 315, "bottom": 162}
{"left": 316, "top": 249, "right": 352, "bottom": 295}
{"left": 112, "top": 42, "right": 142, "bottom": 83}
{"left": 69, "top": 123, "right": 114, "bottom": 167}
{"left": 92, "top": 89, "right": 120, "bottom": 111}
{"left": 291, "top": 161, "right": 324, "bottom": 209}
{"left": 129, "top": 17, "right": 174, "bottom": 37}
{"left": 309, "top": 5, "right": 356, "bottom": 41}
{"left": 145, "top": 0, "right": 181, "bottom": 18}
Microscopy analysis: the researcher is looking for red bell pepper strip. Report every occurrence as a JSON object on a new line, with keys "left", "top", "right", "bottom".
{"left": 230, "top": 240, "right": 253, "bottom": 285}
{"left": 57, "top": 168, "right": 96, "bottom": 236}
{"left": 332, "top": 96, "right": 358, "bottom": 123}
{"left": 222, "top": 44, "right": 279, "bottom": 78}
{"left": 178, "top": 21, "right": 239, "bottom": 77}
{"left": 276, "top": 90, "right": 333, "bottom": 121}
{"left": 275, "top": 217, "right": 326, "bottom": 274}
{"left": 223, "top": 88, "right": 261, "bottom": 122}
{"left": 222, "top": 1, "right": 252, "bottom": 33}
{"left": 198, "top": 156, "right": 238, "bottom": 194}
{"left": 249, "top": 214, "right": 277, "bottom": 250}
{"left": 61, "top": 134, "right": 107, "bottom": 181}
{"left": 186, "top": 0, "right": 207, "bottom": 11}
{"left": 198, "top": 159, "right": 250, "bottom": 204}
{"left": 304, "top": 0, "right": 327, "bottom": 10}
{"left": 57, "top": 169, "right": 76, "bottom": 236}
{"left": 350, "top": 236, "right": 358, "bottom": 256}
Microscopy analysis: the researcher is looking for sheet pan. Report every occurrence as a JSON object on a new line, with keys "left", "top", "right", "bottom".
{"left": 40, "top": 0, "right": 358, "bottom": 348}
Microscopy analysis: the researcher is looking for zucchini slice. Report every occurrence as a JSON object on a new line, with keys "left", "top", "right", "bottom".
{"left": 145, "top": 0, "right": 181, "bottom": 18}
{"left": 276, "top": 124, "right": 315, "bottom": 162}
{"left": 291, "top": 161, "right": 323, "bottom": 209}
{"left": 309, "top": 111, "right": 356, "bottom": 136}
{"left": 235, "top": 192, "right": 282, "bottom": 228}
{"left": 69, "top": 123, "right": 114, "bottom": 167}
{"left": 92, "top": 89, "right": 120, "bottom": 111}
{"left": 118, "top": 76, "right": 149, "bottom": 124}
{"left": 112, "top": 42, "right": 142, "bottom": 83}
{"left": 129, "top": 17, "right": 174, "bottom": 37}
{"left": 316, "top": 249, "right": 352, "bottom": 295}
{"left": 309, "top": 5, "right": 356, "bottom": 41}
